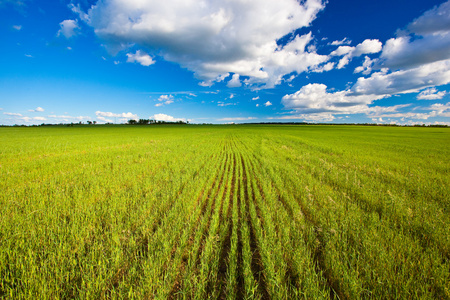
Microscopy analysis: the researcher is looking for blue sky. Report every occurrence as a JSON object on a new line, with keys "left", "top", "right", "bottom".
{"left": 1, "top": 0, "right": 450, "bottom": 125}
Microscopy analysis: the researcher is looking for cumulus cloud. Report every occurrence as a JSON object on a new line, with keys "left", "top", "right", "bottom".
{"left": 126, "top": 50, "right": 155, "bottom": 66}
{"left": 28, "top": 107, "right": 44, "bottom": 112}
{"left": 57, "top": 19, "right": 80, "bottom": 38}
{"left": 283, "top": 64, "right": 450, "bottom": 121}
{"left": 279, "top": 3, "right": 450, "bottom": 123}
{"left": 252, "top": 96, "right": 260, "bottom": 101}
{"left": 351, "top": 59, "right": 450, "bottom": 96}
{"left": 284, "top": 56, "right": 450, "bottom": 113}
{"left": 331, "top": 39, "right": 382, "bottom": 69}
{"left": 417, "top": 87, "right": 447, "bottom": 100}
{"left": 13, "top": 25, "right": 22, "bottom": 30}
{"left": 95, "top": 111, "right": 138, "bottom": 121}
{"left": 151, "top": 113, "right": 187, "bottom": 122}
{"left": 83, "top": 0, "right": 327, "bottom": 88}
{"left": 406, "top": 1, "right": 450, "bottom": 36}
{"left": 264, "top": 101, "right": 272, "bottom": 107}
{"left": 379, "top": 1, "right": 450, "bottom": 70}
{"left": 282, "top": 83, "right": 378, "bottom": 115}
{"left": 227, "top": 74, "right": 242, "bottom": 88}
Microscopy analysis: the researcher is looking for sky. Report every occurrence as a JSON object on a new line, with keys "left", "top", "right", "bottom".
{"left": 1, "top": 0, "right": 450, "bottom": 125}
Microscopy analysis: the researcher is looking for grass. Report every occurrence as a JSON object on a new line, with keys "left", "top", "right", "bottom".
{"left": 0, "top": 124, "right": 449, "bottom": 299}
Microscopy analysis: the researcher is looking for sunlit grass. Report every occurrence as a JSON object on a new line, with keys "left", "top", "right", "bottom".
{"left": 1, "top": 124, "right": 449, "bottom": 298}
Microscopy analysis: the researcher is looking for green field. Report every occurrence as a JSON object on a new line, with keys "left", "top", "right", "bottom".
{"left": 1, "top": 125, "right": 449, "bottom": 299}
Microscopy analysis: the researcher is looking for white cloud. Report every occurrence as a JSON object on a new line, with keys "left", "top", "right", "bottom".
{"left": 282, "top": 83, "right": 379, "bottom": 115}
{"left": 126, "top": 50, "right": 155, "bottom": 67}
{"left": 283, "top": 57, "right": 450, "bottom": 114}
{"left": 227, "top": 74, "right": 242, "bottom": 88}
{"left": 282, "top": 5, "right": 450, "bottom": 122}
{"left": 330, "top": 38, "right": 351, "bottom": 46}
{"left": 69, "top": 3, "right": 90, "bottom": 23}
{"left": 96, "top": 116, "right": 113, "bottom": 123}
{"left": 365, "top": 102, "right": 450, "bottom": 121}
{"left": 47, "top": 115, "right": 91, "bottom": 123}
{"left": 379, "top": 1, "right": 450, "bottom": 70}
{"left": 354, "top": 56, "right": 375, "bottom": 75}
{"left": 151, "top": 113, "right": 186, "bottom": 122}
{"left": 0, "top": 108, "right": 3, "bottom": 111}
{"left": 25, "top": 54, "right": 33, "bottom": 58}
{"left": 337, "top": 56, "right": 350, "bottom": 69}
{"left": 269, "top": 113, "right": 335, "bottom": 122}
{"left": 33, "top": 116, "right": 47, "bottom": 121}
{"left": 331, "top": 39, "right": 382, "bottom": 69}
{"left": 95, "top": 111, "right": 138, "bottom": 120}
{"left": 13, "top": 25, "right": 22, "bottom": 30}
{"left": 311, "top": 62, "right": 335, "bottom": 73}
{"left": 252, "top": 96, "right": 260, "bottom": 101}
{"left": 353, "top": 39, "right": 383, "bottom": 57}
{"left": 3, "top": 112, "right": 23, "bottom": 116}
{"left": 218, "top": 102, "right": 237, "bottom": 107}
{"left": 57, "top": 19, "right": 79, "bottom": 38}
{"left": 417, "top": 87, "right": 447, "bottom": 100}
{"left": 84, "top": 0, "right": 327, "bottom": 88}
{"left": 405, "top": 1, "right": 450, "bottom": 37}
{"left": 351, "top": 59, "right": 450, "bottom": 96}
{"left": 28, "top": 107, "right": 44, "bottom": 112}
{"left": 284, "top": 0, "right": 450, "bottom": 121}
{"left": 158, "top": 95, "right": 173, "bottom": 101}
{"left": 156, "top": 94, "right": 174, "bottom": 106}
{"left": 264, "top": 101, "right": 272, "bottom": 107}
{"left": 19, "top": 116, "right": 47, "bottom": 123}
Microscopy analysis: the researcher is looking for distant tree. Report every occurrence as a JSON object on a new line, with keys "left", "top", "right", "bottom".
{"left": 138, "top": 119, "right": 150, "bottom": 125}
{"left": 87, "top": 121, "right": 93, "bottom": 125}
{"left": 93, "top": 121, "right": 97, "bottom": 125}
{"left": 128, "top": 119, "right": 137, "bottom": 125}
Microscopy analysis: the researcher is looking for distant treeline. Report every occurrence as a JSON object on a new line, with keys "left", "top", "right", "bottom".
{"left": 0, "top": 121, "right": 448, "bottom": 127}
{"left": 126, "top": 119, "right": 189, "bottom": 125}
{"left": 243, "top": 122, "right": 449, "bottom": 127}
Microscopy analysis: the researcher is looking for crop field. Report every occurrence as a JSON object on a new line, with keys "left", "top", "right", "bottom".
{"left": 0, "top": 125, "right": 449, "bottom": 299}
